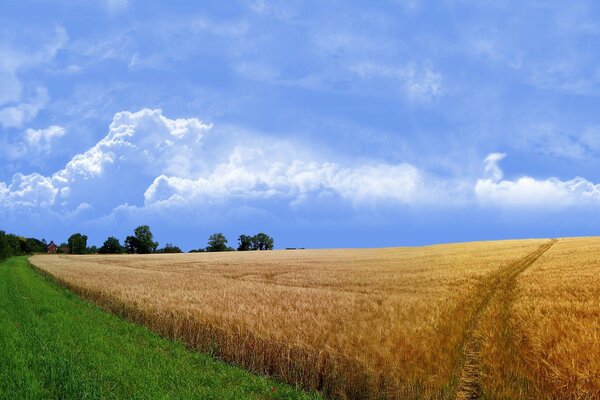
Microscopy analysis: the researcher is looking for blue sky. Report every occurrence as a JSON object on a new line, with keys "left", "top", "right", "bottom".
{"left": 1, "top": 0, "right": 600, "bottom": 250}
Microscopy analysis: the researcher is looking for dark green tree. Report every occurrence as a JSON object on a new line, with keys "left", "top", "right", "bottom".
{"left": 0, "top": 231, "right": 9, "bottom": 260}
{"left": 253, "top": 232, "right": 274, "bottom": 250}
{"left": 57, "top": 243, "right": 69, "bottom": 254}
{"left": 99, "top": 236, "right": 124, "bottom": 254}
{"left": 124, "top": 236, "right": 138, "bottom": 254}
{"left": 86, "top": 245, "right": 98, "bottom": 254}
{"left": 206, "top": 233, "right": 228, "bottom": 252}
{"left": 156, "top": 243, "right": 183, "bottom": 253}
{"left": 24, "top": 238, "right": 46, "bottom": 253}
{"left": 237, "top": 234, "right": 253, "bottom": 251}
{"left": 125, "top": 225, "right": 158, "bottom": 254}
{"left": 67, "top": 233, "right": 88, "bottom": 254}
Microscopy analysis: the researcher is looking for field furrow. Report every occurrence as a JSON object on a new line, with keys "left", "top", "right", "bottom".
{"left": 454, "top": 239, "right": 556, "bottom": 400}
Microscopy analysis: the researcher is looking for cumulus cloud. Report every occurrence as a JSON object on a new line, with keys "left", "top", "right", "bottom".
{"left": 0, "top": 173, "right": 57, "bottom": 208}
{"left": 50, "top": 109, "right": 211, "bottom": 211}
{"left": 144, "top": 147, "right": 422, "bottom": 207}
{"left": 476, "top": 153, "right": 600, "bottom": 208}
{"left": 4, "top": 110, "right": 600, "bottom": 221}
{"left": 0, "top": 109, "right": 427, "bottom": 217}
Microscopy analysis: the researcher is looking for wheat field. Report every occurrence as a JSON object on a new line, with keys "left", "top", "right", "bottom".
{"left": 30, "top": 238, "right": 600, "bottom": 399}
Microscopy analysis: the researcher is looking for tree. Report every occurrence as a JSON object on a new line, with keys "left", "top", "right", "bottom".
{"left": 86, "top": 245, "right": 98, "bottom": 254}
{"left": 206, "top": 233, "right": 228, "bottom": 252}
{"left": 0, "top": 231, "right": 9, "bottom": 260}
{"left": 99, "top": 236, "right": 124, "bottom": 254}
{"left": 0, "top": 231, "right": 34, "bottom": 260}
{"left": 0, "top": 230, "right": 53, "bottom": 260}
{"left": 24, "top": 238, "right": 46, "bottom": 253}
{"left": 253, "top": 232, "right": 274, "bottom": 250}
{"left": 236, "top": 233, "right": 274, "bottom": 251}
{"left": 125, "top": 225, "right": 158, "bottom": 254}
{"left": 67, "top": 233, "right": 88, "bottom": 254}
{"left": 124, "top": 236, "right": 137, "bottom": 254}
{"left": 156, "top": 243, "right": 183, "bottom": 253}
{"left": 237, "top": 234, "right": 253, "bottom": 251}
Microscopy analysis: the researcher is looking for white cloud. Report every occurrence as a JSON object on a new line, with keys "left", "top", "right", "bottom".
{"left": 0, "top": 109, "right": 428, "bottom": 216}
{"left": 1, "top": 109, "right": 211, "bottom": 210}
{"left": 0, "top": 87, "right": 49, "bottom": 129}
{"left": 22, "top": 125, "right": 66, "bottom": 154}
{"left": 144, "top": 147, "right": 422, "bottom": 207}
{"left": 4, "top": 110, "right": 600, "bottom": 219}
{"left": 483, "top": 152, "right": 506, "bottom": 181}
{"left": 0, "top": 27, "right": 67, "bottom": 128}
{"left": 476, "top": 153, "right": 600, "bottom": 208}
{"left": 0, "top": 173, "right": 58, "bottom": 208}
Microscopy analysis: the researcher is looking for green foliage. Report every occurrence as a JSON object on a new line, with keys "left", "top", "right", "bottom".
{"left": 0, "top": 257, "right": 318, "bottom": 400}
{"left": 67, "top": 233, "right": 88, "bottom": 254}
{"left": 253, "top": 233, "right": 274, "bottom": 250}
{"left": 86, "top": 245, "right": 98, "bottom": 254}
{"left": 238, "top": 233, "right": 275, "bottom": 251}
{"left": 0, "top": 230, "right": 46, "bottom": 260}
{"left": 206, "top": 233, "right": 228, "bottom": 252}
{"left": 237, "top": 234, "right": 253, "bottom": 251}
{"left": 57, "top": 243, "right": 69, "bottom": 254}
{"left": 24, "top": 238, "right": 47, "bottom": 253}
{"left": 156, "top": 243, "right": 183, "bottom": 253}
{"left": 99, "top": 236, "right": 124, "bottom": 254}
{"left": 125, "top": 225, "right": 158, "bottom": 254}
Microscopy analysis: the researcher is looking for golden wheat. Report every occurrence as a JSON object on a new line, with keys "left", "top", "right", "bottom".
{"left": 29, "top": 238, "right": 599, "bottom": 399}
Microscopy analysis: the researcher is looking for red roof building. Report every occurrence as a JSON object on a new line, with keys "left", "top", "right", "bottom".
{"left": 47, "top": 242, "right": 58, "bottom": 254}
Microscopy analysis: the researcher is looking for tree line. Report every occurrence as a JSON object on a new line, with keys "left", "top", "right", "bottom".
{"left": 189, "top": 232, "right": 274, "bottom": 252}
{"left": 1, "top": 225, "right": 275, "bottom": 257}
{"left": 96, "top": 226, "right": 274, "bottom": 254}
{"left": 0, "top": 230, "right": 46, "bottom": 261}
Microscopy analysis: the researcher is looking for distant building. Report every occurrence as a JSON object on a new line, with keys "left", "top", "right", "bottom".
{"left": 47, "top": 241, "right": 58, "bottom": 254}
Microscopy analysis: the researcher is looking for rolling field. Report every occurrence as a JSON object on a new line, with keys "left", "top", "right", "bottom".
{"left": 30, "top": 238, "right": 600, "bottom": 399}
{"left": 0, "top": 257, "right": 317, "bottom": 400}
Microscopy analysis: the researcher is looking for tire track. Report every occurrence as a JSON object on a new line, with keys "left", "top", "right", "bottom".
{"left": 454, "top": 239, "right": 557, "bottom": 400}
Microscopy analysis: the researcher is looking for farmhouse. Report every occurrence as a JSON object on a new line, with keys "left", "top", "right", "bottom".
{"left": 47, "top": 242, "right": 58, "bottom": 254}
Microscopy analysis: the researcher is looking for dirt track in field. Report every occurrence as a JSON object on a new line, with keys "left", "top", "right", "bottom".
{"left": 454, "top": 239, "right": 557, "bottom": 400}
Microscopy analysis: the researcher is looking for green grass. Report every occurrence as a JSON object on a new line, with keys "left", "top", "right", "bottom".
{"left": 0, "top": 257, "right": 320, "bottom": 400}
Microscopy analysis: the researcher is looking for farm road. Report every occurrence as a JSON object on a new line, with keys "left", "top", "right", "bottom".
{"left": 454, "top": 239, "right": 557, "bottom": 400}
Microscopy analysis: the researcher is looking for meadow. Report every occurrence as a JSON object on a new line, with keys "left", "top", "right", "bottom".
{"left": 30, "top": 238, "right": 600, "bottom": 399}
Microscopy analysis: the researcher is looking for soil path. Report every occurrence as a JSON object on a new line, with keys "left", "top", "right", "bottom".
{"left": 454, "top": 239, "right": 557, "bottom": 400}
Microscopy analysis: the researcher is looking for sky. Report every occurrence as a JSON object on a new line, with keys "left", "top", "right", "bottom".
{"left": 1, "top": 0, "right": 600, "bottom": 250}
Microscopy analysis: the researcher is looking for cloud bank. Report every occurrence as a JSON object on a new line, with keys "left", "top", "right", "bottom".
{"left": 2, "top": 110, "right": 600, "bottom": 227}
{"left": 0, "top": 109, "right": 426, "bottom": 217}
{"left": 476, "top": 153, "right": 600, "bottom": 208}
